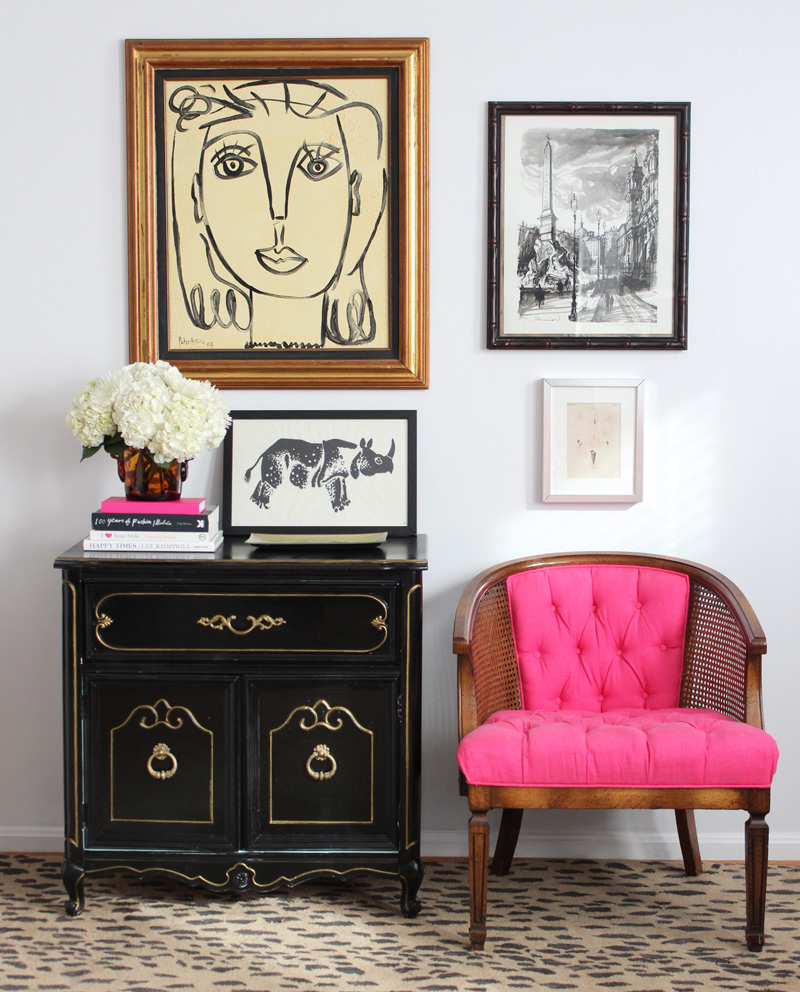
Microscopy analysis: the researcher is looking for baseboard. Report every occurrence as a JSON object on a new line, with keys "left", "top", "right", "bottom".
{"left": 0, "top": 827, "right": 62, "bottom": 854}
{"left": 421, "top": 829, "right": 800, "bottom": 862}
{"left": 4, "top": 826, "right": 799, "bottom": 861}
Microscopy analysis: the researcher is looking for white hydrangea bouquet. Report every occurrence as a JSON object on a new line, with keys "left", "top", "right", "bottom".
{"left": 66, "top": 361, "right": 231, "bottom": 466}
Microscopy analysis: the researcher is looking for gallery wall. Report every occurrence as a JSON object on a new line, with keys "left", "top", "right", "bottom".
{"left": 2, "top": 0, "right": 798, "bottom": 860}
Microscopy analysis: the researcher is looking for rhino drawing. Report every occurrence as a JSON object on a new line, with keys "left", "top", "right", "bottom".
{"left": 243, "top": 437, "right": 395, "bottom": 513}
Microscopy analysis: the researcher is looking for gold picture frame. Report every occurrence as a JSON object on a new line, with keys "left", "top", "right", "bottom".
{"left": 126, "top": 38, "right": 429, "bottom": 389}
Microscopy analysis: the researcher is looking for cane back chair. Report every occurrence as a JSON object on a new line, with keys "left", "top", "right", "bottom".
{"left": 452, "top": 552, "right": 779, "bottom": 950}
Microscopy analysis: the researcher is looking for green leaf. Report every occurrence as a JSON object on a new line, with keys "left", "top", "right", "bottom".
{"left": 80, "top": 445, "right": 102, "bottom": 461}
{"left": 103, "top": 434, "right": 127, "bottom": 459}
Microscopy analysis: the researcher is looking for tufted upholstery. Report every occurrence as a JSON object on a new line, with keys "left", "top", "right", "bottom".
{"left": 456, "top": 707, "right": 779, "bottom": 789}
{"left": 453, "top": 553, "right": 779, "bottom": 950}
{"left": 506, "top": 565, "right": 689, "bottom": 712}
{"left": 459, "top": 565, "right": 779, "bottom": 789}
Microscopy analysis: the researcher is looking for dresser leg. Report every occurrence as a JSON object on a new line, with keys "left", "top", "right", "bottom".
{"left": 400, "top": 859, "right": 424, "bottom": 917}
{"left": 62, "top": 859, "right": 85, "bottom": 917}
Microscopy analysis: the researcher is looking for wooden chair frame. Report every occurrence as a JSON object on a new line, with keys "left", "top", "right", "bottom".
{"left": 452, "top": 552, "right": 771, "bottom": 950}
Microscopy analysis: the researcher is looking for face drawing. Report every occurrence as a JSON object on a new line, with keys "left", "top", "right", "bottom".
{"left": 169, "top": 79, "right": 387, "bottom": 348}
{"left": 196, "top": 111, "right": 354, "bottom": 299}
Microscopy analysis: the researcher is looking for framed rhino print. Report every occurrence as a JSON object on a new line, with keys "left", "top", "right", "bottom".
{"left": 126, "top": 39, "right": 429, "bottom": 388}
{"left": 488, "top": 102, "right": 689, "bottom": 349}
{"left": 222, "top": 410, "right": 417, "bottom": 538}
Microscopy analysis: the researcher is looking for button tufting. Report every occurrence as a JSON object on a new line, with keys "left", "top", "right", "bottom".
{"left": 591, "top": 605, "right": 597, "bottom": 613}
{"left": 660, "top": 644, "right": 668, "bottom": 652}
{"left": 615, "top": 649, "right": 622, "bottom": 656}
{"left": 636, "top": 602, "right": 642, "bottom": 609}
{"left": 534, "top": 651, "right": 541, "bottom": 658}
{"left": 598, "top": 694, "right": 604, "bottom": 702}
{"left": 550, "top": 604, "right": 557, "bottom": 612}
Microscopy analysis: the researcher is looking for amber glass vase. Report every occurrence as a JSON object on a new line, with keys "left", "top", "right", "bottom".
{"left": 114, "top": 447, "right": 188, "bottom": 501}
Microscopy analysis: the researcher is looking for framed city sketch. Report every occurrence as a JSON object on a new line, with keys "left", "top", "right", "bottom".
{"left": 126, "top": 39, "right": 429, "bottom": 388}
{"left": 223, "top": 410, "right": 417, "bottom": 537}
{"left": 488, "top": 102, "right": 689, "bottom": 349}
{"left": 542, "top": 379, "right": 643, "bottom": 502}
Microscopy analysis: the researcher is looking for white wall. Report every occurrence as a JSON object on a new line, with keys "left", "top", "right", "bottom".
{"left": 2, "top": 0, "right": 798, "bottom": 860}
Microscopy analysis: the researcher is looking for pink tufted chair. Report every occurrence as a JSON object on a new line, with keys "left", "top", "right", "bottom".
{"left": 452, "top": 553, "right": 779, "bottom": 950}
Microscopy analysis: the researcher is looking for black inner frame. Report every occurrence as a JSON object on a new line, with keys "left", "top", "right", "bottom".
{"left": 154, "top": 67, "right": 402, "bottom": 364}
{"left": 222, "top": 409, "right": 418, "bottom": 537}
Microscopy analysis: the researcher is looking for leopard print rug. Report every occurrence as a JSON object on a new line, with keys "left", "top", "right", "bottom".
{"left": 1, "top": 856, "right": 797, "bottom": 992}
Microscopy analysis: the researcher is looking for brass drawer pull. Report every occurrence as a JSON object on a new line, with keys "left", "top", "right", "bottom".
{"left": 147, "top": 743, "right": 178, "bottom": 781}
{"left": 306, "top": 744, "right": 337, "bottom": 781}
{"left": 198, "top": 614, "right": 286, "bottom": 635}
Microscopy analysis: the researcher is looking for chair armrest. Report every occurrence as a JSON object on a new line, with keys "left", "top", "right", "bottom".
{"left": 453, "top": 575, "right": 522, "bottom": 730}
{"left": 457, "top": 654, "right": 478, "bottom": 734}
{"left": 682, "top": 568, "right": 767, "bottom": 729}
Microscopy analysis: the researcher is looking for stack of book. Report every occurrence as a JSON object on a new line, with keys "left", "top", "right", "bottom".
{"left": 82, "top": 497, "right": 223, "bottom": 553}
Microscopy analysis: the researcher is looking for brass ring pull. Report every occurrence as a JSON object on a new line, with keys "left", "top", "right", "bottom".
{"left": 147, "top": 743, "right": 178, "bottom": 780}
{"left": 306, "top": 744, "right": 337, "bottom": 781}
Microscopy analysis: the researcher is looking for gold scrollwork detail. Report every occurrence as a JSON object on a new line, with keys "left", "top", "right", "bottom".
{"left": 95, "top": 612, "right": 113, "bottom": 631}
{"left": 197, "top": 614, "right": 286, "bottom": 636}
{"left": 147, "top": 743, "right": 178, "bottom": 780}
{"left": 136, "top": 699, "right": 185, "bottom": 731}
{"left": 371, "top": 615, "right": 388, "bottom": 635}
{"left": 306, "top": 744, "right": 337, "bottom": 781}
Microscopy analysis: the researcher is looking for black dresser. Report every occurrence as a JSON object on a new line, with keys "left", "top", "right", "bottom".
{"left": 54, "top": 536, "right": 426, "bottom": 916}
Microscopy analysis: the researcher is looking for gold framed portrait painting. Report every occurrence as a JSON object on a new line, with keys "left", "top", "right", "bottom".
{"left": 126, "top": 39, "right": 429, "bottom": 388}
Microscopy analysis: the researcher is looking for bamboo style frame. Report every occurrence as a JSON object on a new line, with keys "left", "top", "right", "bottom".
{"left": 487, "top": 101, "right": 690, "bottom": 349}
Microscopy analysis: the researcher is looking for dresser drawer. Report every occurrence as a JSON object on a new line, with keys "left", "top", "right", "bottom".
{"left": 85, "top": 584, "right": 395, "bottom": 659}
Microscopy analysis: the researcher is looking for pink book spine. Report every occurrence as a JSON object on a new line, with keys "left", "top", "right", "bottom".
{"left": 99, "top": 496, "right": 206, "bottom": 515}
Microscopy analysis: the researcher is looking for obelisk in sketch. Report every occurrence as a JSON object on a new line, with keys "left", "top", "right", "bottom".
{"left": 539, "top": 135, "right": 557, "bottom": 241}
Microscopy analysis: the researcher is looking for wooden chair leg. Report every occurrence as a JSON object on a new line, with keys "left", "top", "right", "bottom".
{"left": 675, "top": 809, "right": 702, "bottom": 876}
{"left": 468, "top": 810, "right": 490, "bottom": 949}
{"left": 745, "top": 812, "right": 769, "bottom": 951}
{"left": 491, "top": 808, "right": 523, "bottom": 876}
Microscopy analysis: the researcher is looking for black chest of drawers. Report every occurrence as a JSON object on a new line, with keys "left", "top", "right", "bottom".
{"left": 55, "top": 536, "right": 426, "bottom": 916}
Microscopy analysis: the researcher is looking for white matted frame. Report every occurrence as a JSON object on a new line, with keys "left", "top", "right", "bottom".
{"left": 542, "top": 378, "right": 643, "bottom": 502}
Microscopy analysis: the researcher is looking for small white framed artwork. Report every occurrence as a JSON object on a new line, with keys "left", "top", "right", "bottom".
{"left": 542, "top": 378, "right": 643, "bottom": 502}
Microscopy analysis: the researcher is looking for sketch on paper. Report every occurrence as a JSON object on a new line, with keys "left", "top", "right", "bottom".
{"left": 501, "top": 115, "right": 677, "bottom": 339}
{"left": 165, "top": 77, "right": 389, "bottom": 353}
{"left": 243, "top": 436, "right": 395, "bottom": 514}
{"left": 566, "top": 403, "right": 621, "bottom": 479}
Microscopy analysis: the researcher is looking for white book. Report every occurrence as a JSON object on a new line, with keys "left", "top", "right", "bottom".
{"left": 83, "top": 533, "right": 224, "bottom": 553}
{"left": 87, "top": 528, "right": 222, "bottom": 545}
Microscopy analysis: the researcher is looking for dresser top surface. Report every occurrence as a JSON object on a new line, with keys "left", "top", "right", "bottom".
{"left": 55, "top": 534, "right": 428, "bottom": 572}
